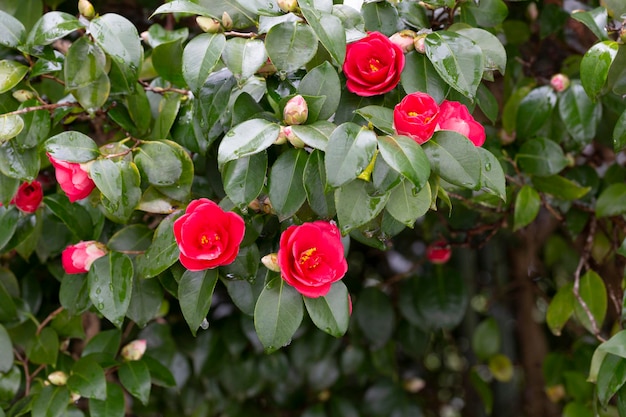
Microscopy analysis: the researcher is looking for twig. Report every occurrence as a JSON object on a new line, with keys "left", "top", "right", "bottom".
{"left": 572, "top": 216, "right": 606, "bottom": 342}
{"left": 36, "top": 306, "right": 64, "bottom": 336}
{"left": 2, "top": 102, "right": 80, "bottom": 117}
{"left": 224, "top": 30, "right": 258, "bottom": 38}
{"left": 139, "top": 81, "right": 189, "bottom": 96}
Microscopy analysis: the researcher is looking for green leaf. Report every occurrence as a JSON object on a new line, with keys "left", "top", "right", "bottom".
{"left": 150, "top": 92, "right": 181, "bottom": 141}
{"left": 615, "top": 109, "right": 626, "bottom": 153}
{"left": 595, "top": 183, "right": 626, "bottom": 218}
{"left": 88, "top": 252, "right": 134, "bottom": 328}
{"left": 0, "top": 114, "right": 23, "bottom": 144}
{"left": 151, "top": 39, "right": 185, "bottom": 86}
{"left": 90, "top": 159, "right": 141, "bottom": 223}
{"left": 378, "top": 135, "right": 431, "bottom": 190}
{"left": 415, "top": 269, "right": 468, "bottom": 330}
{"left": 60, "top": 275, "right": 91, "bottom": 316}
{"left": 107, "top": 224, "right": 153, "bottom": 253}
{"left": 422, "top": 131, "right": 481, "bottom": 189}
{"left": 476, "top": 83, "right": 499, "bottom": 124}
{"left": 360, "top": 0, "right": 401, "bottom": 36}
{"left": 126, "top": 275, "right": 163, "bottom": 328}
{"left": 31, "top": 386, "right": 69, "bottom": 417}
{"left": 570, "top": 8, "right": 608, "bottom": 41}
{"left": 268, "top": 148, "right": 308, "bottom": 220}
{"left": 222, "top": 38, "right": 267, "bottom": 80}
{"left": 335, "top": 180, "right": 389, "bottom": 234}
{"left": 515, "top": 85, "right": 557, "bottom": 139}
{"left": 597, "top": 354, "right": 626, "bottom": 407}
{"left": 254, "top": 274, "right": 304, "bottom": 353}
{"left": 67, "top": 357, "right": 107, "bottom": 400}
{"left": 385, "top": 179, "right": 431, "bottom": 227}
{"left": 401, "top": 52, "right": 449, "bottom": 104}
{"left": 303, "top": 150, "right": 335, "bottom": 218}
{"left": 355, "top": 106, "right": 394, "bottom": 135}
{"left": 580, "top": 41, "right": 618, "bottom": 99}
{"left": 0, "top": 365, "right": 21, "bottom": 405}
{"left": 135, "top": 141, "right": 183, "bottom": 187}
{"left": 265, "top": 21, "right": 318, "bottom": 73}
{"left": 178, "top": 269, "right": 219, "bottom": 336}
{"left": 26, "top": 11, "right": 83, "bottom": 46}
{"left": 151, "top": 0, "right": 215, "bottom": 18}
{"left": 574, "top": 270, "right": 606, "bottom": 334}
{"left": 14, "top": 99, "right": 50, "bottom": 149}
{"left": 89, "top": 14, "right": 142, "bottom": 90}
{"left": 546, "top": 283, "right": 575, "bottom": 336}
{"left": 222, "top": 152, "right": 267, "bottom": 208}
{"left": 182, "top": 33, "right": 226, "bottom": 94}
{"left": 513, "top": 185, "right": 540, "bottom": 231}
{"left": 299, "top": 0, "right": 346, "bottom": 66}
{"left": 478, "top": 148, "right": 506, "bottom": 201}
{"left": 455, "top": 28, "right": 507, "bottom": 75}
{"left": 298, "top": 62, "right": 341, "bottom": 120}
{"left": 217, "top": 119, "right": 280, "bottom": 167}
{"left": 0, "top": 10, "right": 25, "bottom": 48}
{"left": 142, "top": 355, "right": 176, "bottom": 388}
{"left": 89, "top": 382, "right": 125, "bottom": 417}
{"left": 118, "top": 360, "right": 151, "bottom": 406}
{"left": 425, "top": 31, "right": 484, "bottom": 100}
{"left": 44, "top": 195, "right": 95, "bottom": 241}
{"left": 517, "top": 137, "right": 568, "bottom": 177}
{"left": 27, "top": 327, "right": 58, "bottom": 366}
{"left": 354, "top": 287, "right": 395, "bottom": 349}
{"left": 44, "top": 131, "right": 100, "bottom": 162}
{"left": 0, "top": 60, "right": 28, "bottom": 94}
{"left": 0, "top": 324, "right": 13, "bottom": 373}
{"left": 396, "top": 1, "right": 429, "bottom": 29}
{"left": 290, "top": 121, "right": 334, "bottom": 151}
{"left": 460, "top": 0, "right": 508, "bottom": 27}
{"left": 135, "top": 211, "right": 183, "bottom": 278}
{"left": 325, "top": 123, "right": 377, "bottom": 188}
{"left": 303, "top": 281, "right": 350, "bottom": 338}
{"left": 64, "top": 37, "right": 106, "bottom": 90}
{"left": 532, "top": 175, "right": 591, "bottom": 201}
{"left": 472, "top": 318, "right": 501, "bottom": 361}
{"left": 558, "top": 82, "right": 602, "bottom": 145}
{"left": 82, "top": 328, "right": 121, "bottom": 357}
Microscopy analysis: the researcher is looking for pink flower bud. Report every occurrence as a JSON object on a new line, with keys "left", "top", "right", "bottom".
{"left": 284, "top": 126, "right": 305, "bottom": 148}
{"left": 426, "top": 240, "right": 451, "bottom": 264}
{"left": 389, "top": 30, "right": 416, "bottom": 53}
{"left": 283, "top": 95, "right": 308, "bottom": 126}
{"left": 196, "top": 16, "right": 222, "bottom": 33}
{"left": 61, "top": 241, "right": 107, "bottom": 274}
{"left": 414, "top": 36, "right": 426, "bottom": 54}
{"left": 11, "top": 181, "right": 42, "bottom": 213}
{"left": 550, "top": 74, "right": 570, "bottom": 93}
{"left": 47, "top": 153, "right": 96, "bottom": 202}
{"left": 121, "top": 339, "right": 147, "bottom": 361}
{"left": 278, "top": 0, "right": 298, "bottom": 13}
{"left": 261, "top": 253, "right": 281, "bottom": 272}
{"left": 275, "top": 126, "right": 288, "bottom": 145}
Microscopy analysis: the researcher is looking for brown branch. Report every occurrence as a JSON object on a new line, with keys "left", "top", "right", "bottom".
{"left": 224, "top": 30, "right": 259, "bottom": 38}
{"left": 2, "top": 102, "right": 80, "bottom": 117}
{"left": 36, "top": 306, "right": 64, "bottom": 336}
{"left": 139, "top": 81, "right": 189, "bottom": 96}
{"left": 40, "top": 73, "right": 65, "bottom": 86}
{"left": 572, "top": 216, "right": 606, "bottom": 342}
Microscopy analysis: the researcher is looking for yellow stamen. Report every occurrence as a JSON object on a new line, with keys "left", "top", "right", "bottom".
{"left": 408, "top": 111, "right": 418, "bottom": 117}
{"left": 201, "top": 235, "right": 209, "bottom": 245}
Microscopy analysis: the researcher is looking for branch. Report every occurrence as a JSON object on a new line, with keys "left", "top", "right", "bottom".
{"left": 139, "top": 81, "right": 189, "bottom": 96}
{"left": 36, "top": 306, "right": 64, "bottom": 336}
{"left": 2, "top": 102, "right": 80, "bottom": 117}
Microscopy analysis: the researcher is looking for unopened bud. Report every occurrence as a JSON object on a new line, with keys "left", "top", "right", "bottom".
{"left": 499, "top": 128, "right": 516, "bottom": 145}
{"left": 550, "top": 73, "right": 570, "bottom": 93}
{"left": 389, "top": 30, "right": 416, "bottom": 53}
{"left": 284, "top": 126, "right": 305, "bottom": 148}
{"left": 545, "top": 384, "right": 566, "bottom": 403}
{"left": 257, "top": 59, "right": 277, "bottom": 77}
{"left": 278, "top": 0, "right": 298, "bottom": 13}
{"left": 261, "top": 253, "right": 281, "bottom": 272}
{"left": 426, "top": 240, "right": 451, "bottom": 264}
{"left": 48, "top": 371, "right": 69, "bottom": 386}
{"left": 221, "top": 12, "right": 233, "bottom": 30}
{"left": 414, "top": 35, "right": 426, "bottom": 54}
{"left": 275, "top": 126, "right": 288, "bottom": 145}
{"left": 196, "top": 16, "right": 222, "bottom": 33}
{"left": 78, "top": 0, "right": 95, "bottom": 19}
{"left": 620, "top": 26, "right": 626, "bottom": 44}
{"left": 12, "top": 89, "right": 35, "bottom": 103}
{"left": 121, "top": 339, "right": 147, "bottom": 361}
{"left": 283, "top": 95, "right": 308, "bottom": 125}
{"left": 69, "top": 392, "right": 81, "bottom": 403}
{"left": 403, "top": 377, "right": 426, "bottom": 393}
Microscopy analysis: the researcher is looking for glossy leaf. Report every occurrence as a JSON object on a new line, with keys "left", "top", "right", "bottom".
{"left": 355, "top": 106, "right": 394, "bottom": 135}
{"left": 82, "top": 328, "right": 121, "bottom": 357}
{"left": 298, "top": 62, "right": 341, "bottom": 120}
{"left": 135, "top": 141, "right": 183, "bottom": 187}
{"left": 0, "top": 114, "right": 24, "bottom": 143}
{"left": 222, "top": 38, "right": 267, "bottom": 80}
{"left": 27, "top": 327, "right": 58, "bottom": 365}
{"left": 532, "top": 175, "right": 591, "bottom": 201}
{"left": 118, "top": 360, "right": 151, "bottom": 405}
{"left": 89, "top": 382, "right": 125, "bottom": 417}
{"left": 378, "top": 134, "right": 431, "bottom": 190}
{"left": 44, "top": 131, "right": 100, "bottom": 162}
{"left": 385, "top": 179, "right": 431, "bottom": 227}
{"left": 570, "top": 8, "right": 608, "bottom": 41}
{"left": 515, "top": 86, "right": 557, "bottom": 139}
{"left": 422, "top": 131, "right": 481, "bottom": 189}
{"left": 472, "top": 318, "right": 501, "bottom": 361}
{"left": 596, "top": 354, "right": 626, "bottom": 407}
{"left": 254, "top": 275, "right": 304, "bottom": 353}
{"left": 546, "top": 282, "right": 575, "bottom": 336}
{"left": 361, "top": 0, "right": 401, "bottom": 36}
{"left": 513, "top": 185, "right": 540, "bottom": 231}
{"left": 558, "top": 82, "right": 602, "bottom": 144}
{"left": 88, "top": 252, "right": 134, "bottom": 328}
{"left": 0, "top": 60, "right": 28, "bottom": 94}
{"left": 0, "top": 10, "right": 25, "bottom": 48}
{"left": 478, "top": 148, "right": 506, "bottom": 201}
{"left": 31, "top": 386, "right": 69, "bottom": 417}
{"left": 303, "top": 150, "right": 335, "bottom": 218}
{"left": 460, "top": 0, "right": 508, "bottom": 28}
{"left": 414, "top": 270, "right": 468, "bottom": 330}
{"left": 335, "top": 180, "right": 389, "bottom": 234}
{"left": 615, "top": 109, "right": 626, "bottom": 152}
{"left": 517, "top": 137, "right": 568, "bottom": 177}
{"left": 182, "top": 33, "right": 225, "bottom": 93}
{"left": 0, "top": 324, "right": 13, "bottom": 373}
{"left": 44, "top": 194, "right": 95, "bottom": 241}
{"left": 425, "top": 31, "right": 484, "bottom": 100}
{"left": 126, "top": 275, "right": 164, "bottom": 328}
{"left": 291, "top": 121, "right": 335, "bottom": 151}
{"left": 27, "top": 12, "right": 83, "bottom": 46}
{"left": 150, "top": 92, "right": 180, "bottom": 141}
{"left": 401, "top": 52, "right": 449, "bottom": 104}
{"left": 580, "top": 41, "right": 618, "bottom": 99}
{"left": 299, "top": 0, "right": 346, "bottom": 66}
{"left": 64, "top": 37, "right": 107, "bottom": 90}
{"left": 354, "top": 287, "right": 395, "bottom": 349}
{"left": 91, "top": 159, "right": 141, "bottom": 223}
{"left": 325, "top": 123, "right": 377, "bottom": 188}
{"left": 151, "top": 0, "right": 215, "bottom": 18}
{"left": 67, "top": 357, "right": 107, "bottom": 400}
{"left": 268, "top": 149, "right": 308, "bottom": 220}
{"left": 60, "top": 274, "right": 91, "bottom": 316}
{"left": 303, "top": 281, "right": 350, "bottom": 338}
{"left": 134, "top": 211, "right": 182, "bottom": 278}
{"left": 574, "top": 270, "right": 606, "bottom": 335}
{"left": 178, "top": 269, "right": 219, "bottom": 336}
{"left": 265, "top": 21, "right": 317, "bottom": 73}
{"left": 14, "top": 100, "right": 49, "bottom": 149}
{"left": 223, "top": 152, "right": 267, "bottom": 208}
{"left": 595, "top": 183, "right": 626, "bottom": 218}
{"left": 217, "top": 118, "right": 280, "bottom": 167}
{"left": 455, "top": 28, "right": 506, "bottom": 75}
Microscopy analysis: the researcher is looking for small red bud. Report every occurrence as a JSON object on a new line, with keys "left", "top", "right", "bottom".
{"left": 550, "top": 73, "right": 570, "bottom": 93}
{"left": 426, "top": 240, "right": 452, "bottom": 264}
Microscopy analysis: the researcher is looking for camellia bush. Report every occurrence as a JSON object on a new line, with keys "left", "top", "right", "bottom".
{"left": 1, "top": 0, "right": 626, "bottom": 415}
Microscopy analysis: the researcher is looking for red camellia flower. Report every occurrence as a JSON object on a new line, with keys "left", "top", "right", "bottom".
{"left": 393, "top": 92, "right": 440, "bottom": 144}
{"left": 426, "top": 240, "right": 452, "bottom": 264}
{"left": 277, "top": 221, "right": 348, "bottom": 298}
{"left": 173, "top": 198, "right": 245, "bottom": 271}
{"left": 48, "top": 154, "right": 96, "bottom": 202}
{"left": 436, "top": 100, "right": 486, "bottom": 147}
{"left": 11, "top": 181, "right": 43, "bottom": 213}
{"left": 343, "top": 31, "right": 405, "bottom": 97}
{"left": 62, "top": 241, "right": 107, "bottom": 274}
